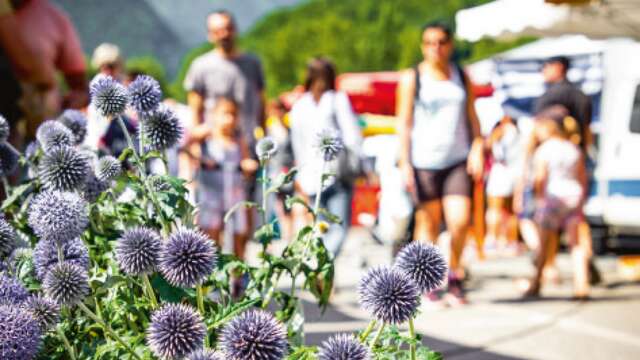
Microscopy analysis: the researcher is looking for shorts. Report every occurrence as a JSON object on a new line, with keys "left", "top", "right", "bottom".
{"left": 197, "top": 187, "right": 247, "bottom": 234}
{"left": 413, "top": 161, "right": 471, "bottom": 202}
{"left": 486, "top": 162, "right": 514, "bottom": 198}
{"left": 534, "top": 196, "right": 582, "bottom": 232}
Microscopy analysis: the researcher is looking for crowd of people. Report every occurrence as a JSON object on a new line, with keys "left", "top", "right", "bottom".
{"left": 1, "top": 3, "right": 599, "bottom": 305}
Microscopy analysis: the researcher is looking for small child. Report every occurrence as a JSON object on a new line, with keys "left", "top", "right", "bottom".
{"left": 188, "top": 97, "right": 258, "bottom": 260}
{"left": 525, "top": 105, "right": 589, "bottom": 298}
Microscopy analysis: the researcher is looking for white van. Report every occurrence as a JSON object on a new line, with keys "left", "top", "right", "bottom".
{"left": 469, "top": 35, "right": 640, "bottom": 252}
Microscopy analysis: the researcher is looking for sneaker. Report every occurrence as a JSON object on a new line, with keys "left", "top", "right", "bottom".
{"left": 422, "top": 289, "right": 447, "bottom": 310}
{"left": 444, "top": 274, "right": 467, "bottom": 306}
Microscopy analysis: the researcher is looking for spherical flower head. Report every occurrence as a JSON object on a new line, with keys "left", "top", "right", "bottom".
{"left": 0, "top": 142, "right": 20, "bottom": 177}
{"left": 128, "top": 74, "right": 162, "bottom": 115}
{"left": 115, "top": 227, "right": 162, "bottom": 276}
{"left": 57, "top": 109, "right": 88, "bottom": 145}
{"left": 36, "top": 120, "right": 74, "bottom": 152}
{"left": 90, "top": 74, "right": 129, "bottom": 117}
{"left": 0, "top": 274, "right": 29, "bottom": 305}
{"left": 255, "top": 136, "right": 278, "bottom": 162}
{"left": 186, "top": 349, "right": 225, "bottom": 360}
{"left": 96, "top": 155, "right": 122, "bottom": 182}
{"left": 159, "top": 228, "right": 216, "bottom": 288}
{"left": 22, "top": 295, "right": 60, "bottom": 331}
{"left": 0, "top": 304, "right": 42, "bottom": 360}
{"left": 81, "top": 172, "right": 109, "bottom": 203}
{"left": 358, "top": 266, "right": 420, "bottom": 325}
{"left": 315, "top": 127, "right": 343, "bottom": 161}
{"left": 7, "top": 247, "right": 33, "bottom": 272}
{"left": 220, "top": 309, "right": 288, "bottom": 360}
{"left": 318, "top": 333, "right": 371, "bottom": 360}
{"left": 28, "top": 190, "right": 88, "bottom": 244}
{"left": 142, "top": 104, "right": 183, "bottom": 151}
{"left": 42, "top": 262, "right": 90, "bottom": 306}
{"left": 146, "top": 303, "right": 206, "bottom": 360}
{"left": 394, "top": 242, "right": 448, "bottom": 293}
{"left": 33, "top": 238, "right": 89, "bottom": 281}
{"left": 39, "top": 146, "right": 90, "bottom": 191}
{"left": 0, "top": 114, "right": 9, "bottom": 142}
{"left": 0, "top": 216, "right": 16, "bottom": 258}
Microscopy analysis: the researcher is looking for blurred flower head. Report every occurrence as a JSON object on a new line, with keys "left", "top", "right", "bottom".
{"left": 95, "top": 155, "right": 122, "bottom": 182}
{"left": 28, "top": 190, "right": 88, "bottom": 244}
{"left": 220, "top": 309, "right": 288, "bottom": 360}
{"left": 0, "top": 216, "right": 16, "bottom": 258}
{"left": 318, "top": 333, "right": 371, "bottom": 360}
{"left": 22, "top": 295, "right": 60, "bottom": 331}
{"left": 394, "top": 242, "right": 447, "bottom": 293}
{"left": 81, "top": 172, "right": 109, "bottom": 203}
{"left": 159, "top": 228, "right": 216, "bottom": 288}
{"left": 315, "top": 127, "right": 343, "bottom": 161}
{"left": 90, "top": 74, "right": 129, "bottom": 117}
{"left": 146, "top": 303, "right": 206, "bottom": 359}
{"left": 39, "top": 146, "right": 90, "bottom": 191}
{"left": 0, "top": 142, "right": 20, "bottom": 177}
{"left": 57, "top": 109, "right": 88, "bottom": 145}
{"left": 255, "top": 136, "right": 278, "bottom": 162}
{"left": 33, "top": 238, "right": 89, "bottom": 281}
{"left": 0, "top": 273, "right": 29, "bottom": 305}
{"left": 115, "top": 227, "right": 162, "bottom": 276}
{"left": 42, "top": 262, "right": 90, "bottom": 306}
{"left": 186, "top": 349, "right": 225, "bottom": 360}
{"left": 0, "top": 114, "right": 9, "bottom": 142}
{"left": 358, "top": 266, "right": 420, "bottom": 325}
{"left": 128, "top": 75, "right": 162, "bottom": 115}
{"left": 36, "top": 120, "right": 74, "bottom": 152}
{"left": 0, "top": 304, "right": 42, "bottom": 360}
{"left": 142, "top": 104, "right": 183, "bottom": 151}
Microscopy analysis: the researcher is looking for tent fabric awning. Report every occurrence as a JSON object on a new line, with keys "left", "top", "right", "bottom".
{"left": 456, "top": 0, "right": 640, "bottom": 41}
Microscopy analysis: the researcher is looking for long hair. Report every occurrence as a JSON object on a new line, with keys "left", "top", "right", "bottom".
{"left": 303, "top": 57, "right": 336, "bottom": 92}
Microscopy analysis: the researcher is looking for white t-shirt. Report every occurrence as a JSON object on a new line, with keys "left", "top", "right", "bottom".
{"left": 533, "top": 137, "right": 583, "bottom": 200}
{"left": 290, "top": 91, "right": 361, "bottom": 195}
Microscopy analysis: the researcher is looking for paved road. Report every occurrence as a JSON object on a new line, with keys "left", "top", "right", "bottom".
{"left": 252, "top": 228, "right": 640, "bottom": 359}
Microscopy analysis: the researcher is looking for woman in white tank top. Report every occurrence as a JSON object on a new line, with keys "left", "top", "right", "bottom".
{"left": 396, "top": 22, "right": 485, "bottom": 305}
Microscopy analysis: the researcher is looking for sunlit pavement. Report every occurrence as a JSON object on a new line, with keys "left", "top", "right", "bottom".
{"left": 248, "top": 227, "right": 640, "bottom": 359}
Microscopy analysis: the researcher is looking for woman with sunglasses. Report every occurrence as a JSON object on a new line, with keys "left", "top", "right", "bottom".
{"left": 397, "top": 22, "right": 484, "bottom": 306}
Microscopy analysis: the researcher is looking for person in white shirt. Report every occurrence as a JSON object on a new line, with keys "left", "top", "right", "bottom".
{"left": 289, "top": 57, "right": 362, "bottom": 258}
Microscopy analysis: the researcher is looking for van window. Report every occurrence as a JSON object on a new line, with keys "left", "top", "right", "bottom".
{"left": 631, "top": 84, "right": 640, "bottom": 133}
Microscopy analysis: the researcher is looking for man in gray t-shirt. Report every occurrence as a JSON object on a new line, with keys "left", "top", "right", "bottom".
{"left": 184, "top": 10, "right": 265, "bottom": 145}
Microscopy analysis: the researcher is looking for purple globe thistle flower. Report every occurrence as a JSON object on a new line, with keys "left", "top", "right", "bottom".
{"left": 146, "top": 303, "right": 206, "bottom": 359}
{"left": 90, "top": 75, "right": 129, "bottom": 117}
{"left": 255, "top": 136, "right": 278, "bottom": 162}
{"left": 81, "top": 172, "right": 109, "bottom": 202}
{"left": 36, "top": 120, "right": 74, "bottom": 152}
{"left": 42, "top": 262, "right": 90, "bottom": 306}
{"left": 95, "top": 155, "right": 122, "bottom": 182}
{"left": 220, "top": 309, "right": 288, "bottom": 360}
{"left": 358, "top": 266, "right": 420, "bottom": 325}
{"left": 186, "top": 349, "right": 225, "bottom": 360}
{"left": 142, "top": 104, "right": 183, "bottom": 151}
{"left": 0, "top": 114, "right": 9, "bottom": 142}
{"left": 115, "top": 227, "right": 161, "bottom": 276}
{"left": 0, "top": 274, "right": 29, "bottom": 305}
{"left": 128, "top": 75, "right": 162, "bottom": 115}
{"left": 39, "top": 146, "right": 90, "bottom": 191}
{"left": 0, "top": 142, "right": 20, "bottom": 177}
{"left": 33, "top": 238, "right": 89, "bottom": 281}
{"left": 318, "top": 334, "right": 371, "bottom": 360}
{"left": 27, "top": 190, "right": 88, "bottom": 244}
{"left": 0, "top": 304, "right": 42, "bottom": 360}
{"left": 0, "top": 216, "right": 16, "bottom": 258}
{"left": 57, "top": 109, "right": 88, "bottom": 145}
{"left": 159, "top": 228, "right": 216, "bottom": 288}
{"left": 315, "top": 127, "right": 343, "bottom": 161}
{"left": 22, "top": 295, "right": 60, "bottom": 331}
{"left": 394, "top": 242, "right": 448, "bottom": 293}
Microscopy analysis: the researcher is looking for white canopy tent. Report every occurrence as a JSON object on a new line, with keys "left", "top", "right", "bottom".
{"left": 456, "top": 0, "right": 640, "bottom": 42}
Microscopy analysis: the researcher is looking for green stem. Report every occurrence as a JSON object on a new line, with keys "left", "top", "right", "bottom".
{"left": 141, "top": 274, "right": 158, "bottom": 309}
{"left": 77, "top": 302, "right": 142, "bottom": 360}
{"left": 138, "top": 120, "right": 145, "bottom": 157}
{"left": 360, "top": 319, "right": 377, "bottom": 342}
{"left": 56, "top": 325, "right": 76, "bottom": 360}
{"left": 409, "top": 318, "right": 417, "bottom": 360}
{"left": 196, "top": 284, "right": 210, "bottom": 347}
{"left": 370, "top": 322, "right": 386, "bottom": 350}
{"left": 312, "top": 160, "right": 327, "bottom": 225}
{"left": 1, "top": 176, "right": 10, "bottom": 197}
{"left": 260, "top": 161, "right": 269, "bottom": 251}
